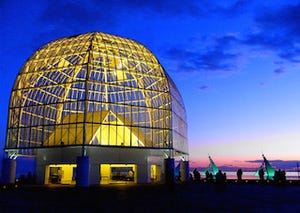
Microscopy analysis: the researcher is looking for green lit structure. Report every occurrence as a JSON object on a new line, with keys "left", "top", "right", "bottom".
{"left": 203, "top": 156, "right": 219, "bottom": 176}
{"left": 254, "top": 154, "right": 275, "bottom": 180}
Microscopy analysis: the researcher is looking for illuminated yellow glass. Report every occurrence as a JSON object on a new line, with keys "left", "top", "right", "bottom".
{"left": 5, "top": 32, "right": 187, "bottom": 156}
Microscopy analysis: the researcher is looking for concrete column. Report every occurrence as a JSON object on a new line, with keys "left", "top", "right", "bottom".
{"left": 89, "top": 162, "right": 100, "bottom": 185}
{"left": 76, "top": 156, "right": 90, "bottom": 187}
{"left": 164, "top": 158, "right": 174, "bottom": 184}
{"left": 2, "top": 158, "right": 17, "bottom": 184}
{"left": 180, "top": 161, "right": 190, "bottom": 182}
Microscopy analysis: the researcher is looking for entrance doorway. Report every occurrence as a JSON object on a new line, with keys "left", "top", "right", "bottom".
{"left": 45, "top": 164, "right": 76, "bottom": 185}
{"left": 100, "top": 164, "right": 137, "bottom": 184}
{"left": 150, "top": 165, "right": 161, "bottom": 182}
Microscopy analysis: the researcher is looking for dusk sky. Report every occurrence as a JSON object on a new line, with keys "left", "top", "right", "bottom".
{"left": 1, "top": 0, "right": 299, "bottom": 170}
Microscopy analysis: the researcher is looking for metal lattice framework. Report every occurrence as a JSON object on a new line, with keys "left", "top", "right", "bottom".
{"left": 5, "top": 32, "right": 188, "bottom": 155}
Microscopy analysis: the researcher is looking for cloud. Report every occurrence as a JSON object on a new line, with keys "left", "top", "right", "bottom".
{"left": 199, "top": 85, "right": 209, "bottom": 91}
{"left": 273, "top": 68, "right": 285, "bottom": 75}
{"left": 38, "top": 0, "right": 246, "bottom": 46}
{"left": 196, "top": 50, "right": 240, "bottom": 71}
{"left": 259, "top": 82, "right": 266, "bottom": 87}
{"left": 245, "top": 159, "right": 299, "bottom": 170}
{"left": 166, "top": 48, "right": 196, "bottom": 60}
{"left": 169, "top": 2, "right": 300, "bottom": 76}
{"left": 255, "top": 3, "right": 300, "bottom": 37}
{"left": 120, "top": 0, "right": 252, "bottom": 18}
{"left": 209, "top": 0, "right": 252, "bottom": 18}
{"left": 38, "top": 0, "right": 118, "bottom": 40}
{"left": 123, "top": 0, "right": 202, "bottom": 17}
{"left": 166, "top": 47, "right": 239, "bottom": 73}
{"left": 166, "top": 2, "right": 300, "bottom": 76}
{"left": 5, "top": 0, "right": 300, "bottom": 78}
{"left": 166, "top": 34, "right": 241, "bottom": 74}
{"left": 244, "top": 2, "right": 300, "bottom": 62}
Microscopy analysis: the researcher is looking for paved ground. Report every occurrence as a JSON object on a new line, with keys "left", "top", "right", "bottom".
{"left": 0, "top": 183, "right": 299, "bottom": 212}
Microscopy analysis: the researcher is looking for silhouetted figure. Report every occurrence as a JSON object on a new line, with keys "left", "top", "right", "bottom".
{"left": 274, "top": 169, "right": 286, "bottom": 185}
{"left": 209, "top": 173, "right": 213, "bottom": 182}
{"left": 205, "top": 170, "right": 209, "bottom": 181}
{"left": 27, "top": 172, "right": 33, "bottom": 184}
{"left": 189, "top": 173, "right": 193, "bottom": 182}
{"left": 237, "top": 169, "right": 243, "bottom": 182}
{"left": 274, "top": 170, "right": 279, "bottom": 183}
{"left": 259, "top": 168, "right": 264, "bottom": 183}
{"left": 215, "top": 170, "right": 226, "bottom": 190}
{"left": 216, "top": 170, "right": 223, "bottom": 183}
{"left": 193, "top": 169, "right": 201, "bottom": 183}
{"left": 282, "top": 170, "right": 286, "bottom": 182}
{"left": 19, "top": 174, "right": 26, "bottom": 185}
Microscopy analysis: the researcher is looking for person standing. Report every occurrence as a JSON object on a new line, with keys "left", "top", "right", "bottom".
{"left": 237, "top": 169, "right": 243, "bottom": 182}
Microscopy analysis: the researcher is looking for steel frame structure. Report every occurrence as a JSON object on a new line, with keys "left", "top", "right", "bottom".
{"left": 5, "top": 32, "right": 188, "bottom": 157}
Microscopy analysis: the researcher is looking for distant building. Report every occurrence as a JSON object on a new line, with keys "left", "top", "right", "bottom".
{"left": 3, "top": 32, "right": 188, "bottom": 186}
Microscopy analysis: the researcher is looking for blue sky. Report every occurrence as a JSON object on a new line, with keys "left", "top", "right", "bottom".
{"left": 1, "top": 0, "right": 299, "bottom": 170}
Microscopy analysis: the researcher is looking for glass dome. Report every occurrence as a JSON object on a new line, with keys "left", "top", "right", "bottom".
{"left": 5, "top": 32, "right": 188, "bottom": 155}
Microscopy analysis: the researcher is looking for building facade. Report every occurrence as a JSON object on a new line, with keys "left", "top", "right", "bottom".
{"left": 4, "top": 32, "right": 188, "bottom": 185}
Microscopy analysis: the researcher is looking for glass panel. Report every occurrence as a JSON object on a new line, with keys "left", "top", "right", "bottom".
{"left": 6, "top": 32, "right": 187, "bottom": 156}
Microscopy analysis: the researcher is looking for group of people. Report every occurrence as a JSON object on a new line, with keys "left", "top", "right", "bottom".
{"left": 190, "top": 168, "right": 227, "bottom": 184}
{"left": 215, "top": 170, "right": 227, "bottom": 184}
{"left": 190, "top": 167, "right": 287, "bottom": 184}
{"left": 258, "top": 168, "right": 286, "bottom": 184}
{"left": 273, "top": 169, "right": 286, "bottom": 183}
{"left": 191, "top": 168, "right": 201, "bottom": 182}
{"left": 18, "top": 172, "right": 35, "bottom": 185}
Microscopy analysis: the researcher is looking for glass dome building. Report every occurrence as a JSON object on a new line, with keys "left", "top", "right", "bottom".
{"left": 4, "top": 32, "right": 188, "bottom": 185}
